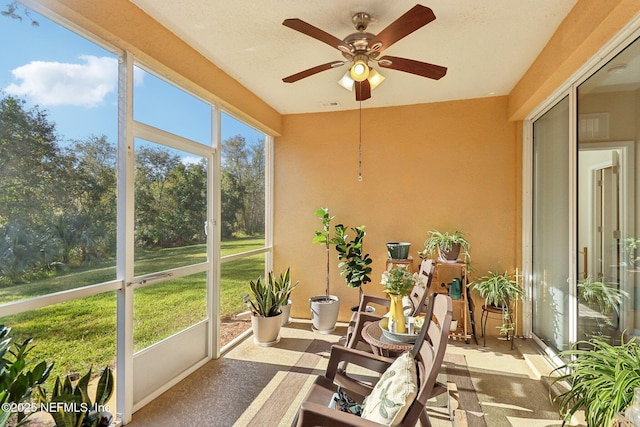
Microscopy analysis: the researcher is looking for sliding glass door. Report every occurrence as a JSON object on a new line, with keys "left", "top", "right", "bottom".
{"left": 576, "top": 36, "right": 640, "bottom": 344}
{"left": 531, "top": 96, "right": 571, "bottom": 353}
{"left": 529, "top": 33, "right": 640, "bottom": 355}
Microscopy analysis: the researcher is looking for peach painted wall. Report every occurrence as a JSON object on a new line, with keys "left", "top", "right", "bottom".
{"left": 275, "top": 96, "right": 519, "bottom": 326}
{"left": 509, "top": 0, "right": 640, "bottom": 121}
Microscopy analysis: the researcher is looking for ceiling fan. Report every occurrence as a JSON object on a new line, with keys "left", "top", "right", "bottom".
{"left": 282, "top": 4, "right": 447, "bottom": 101}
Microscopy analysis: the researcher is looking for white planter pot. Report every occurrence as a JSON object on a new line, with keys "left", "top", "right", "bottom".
{"left": 280, "top": 300, "right": 292, "bottom": 326}
{"left": 251, "top": 312, "right": 283, "bottom": 346}
{"left": 309, "top": 295, "right": 340, "bottom": 334}
{"left": 450, "top": 319, "right": 459, "bottom": 332}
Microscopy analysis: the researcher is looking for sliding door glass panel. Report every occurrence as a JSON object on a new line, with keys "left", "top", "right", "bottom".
{"left": 577, "top": 36, "right": 640, "bottom": 343}
{"left": 532, "top": 96, "right": 571, "bottom": 353}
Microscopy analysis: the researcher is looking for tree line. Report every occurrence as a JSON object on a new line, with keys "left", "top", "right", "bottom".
{"left": 0, "top": 94, "right": 264, "bottom": 285}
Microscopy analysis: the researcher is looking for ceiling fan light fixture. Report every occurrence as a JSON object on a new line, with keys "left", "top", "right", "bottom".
{"left": 350, "top": 58, "right": 370, "bottom": 82}
{"left": 338, "top": 71, "right": 355, "bottom": 91}
{"left": 368, "top": 68, "right": 385, "bottom": 90}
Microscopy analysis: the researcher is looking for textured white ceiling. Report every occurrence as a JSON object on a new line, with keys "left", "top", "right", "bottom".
{"left": 130, "top": 0, "right": 578, "bottom": 114}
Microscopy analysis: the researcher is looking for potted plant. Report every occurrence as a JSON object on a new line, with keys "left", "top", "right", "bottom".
{"left": 0, "top": 325, "right": 53, "bottom": 427}
{"left": 380, "top": 266, "right": 417, "bottom": 333}
{"left": 472, "top": 271, "right": 523, "bottom": 336}
{"left": 420, "top": 229, "right": 470, "bottom": 263}
{"left": 310, "top": 207, "right": 341, "bottom": 333}
{"left": 553, "top": 334, "right": 640, "bottom": 427}
{"left": 244, "top": 272, "right": 286, "bottom": 346}
{"left": 333, "top": 223, "right": 373, "bottom": 299}
{"left": 273, "top": 267, "right": 299, "bottom": 326}
{"left": 45, "top": 366, "right": 114, "bottom": 427}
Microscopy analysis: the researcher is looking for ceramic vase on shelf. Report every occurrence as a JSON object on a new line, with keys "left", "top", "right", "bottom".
{"left": 389, "top": 294, "right": 407, "bottom": 333}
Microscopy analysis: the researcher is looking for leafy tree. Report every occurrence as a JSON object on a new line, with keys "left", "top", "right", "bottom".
{"left": 164, "top": 161, "right": 207, "bottom": 245}
{"left": 220, "top": 135, "right": 265, "bottom": 238}
{"left": 0, "top": 95, "right": 64, "bottom": 282}
{"left": 54, "top": 136, "right": 117, "bottom": 264}
{"left": 135, "top": 146, "right": 182, "bottom": 246}
{"left": 244, "top": 144, "right": 265, "bottom": 235}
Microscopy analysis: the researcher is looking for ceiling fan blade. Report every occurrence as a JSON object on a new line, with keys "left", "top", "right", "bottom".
{"left": 283, "top": 18, "right": 352, "bottom": 53}
{"left": 283, "top": 61, "right": 345, "bottom": 83}
{"left": 355, "top": 80, "right": 371, "bottom": 101}
{"left": 369, "top": 5, "right": 436, "bottom": 54}
{"left": 378, "top": 55, "right": 447, "bottom": 80}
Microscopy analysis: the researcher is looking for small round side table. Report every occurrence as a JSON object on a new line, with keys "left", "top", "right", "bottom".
{"left": 361, "top": 321, "right": 414, "bottom": 357}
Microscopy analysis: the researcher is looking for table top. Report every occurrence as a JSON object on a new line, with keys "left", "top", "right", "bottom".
{"left": 361, "top": 321, "right": 415, "bottom": 353}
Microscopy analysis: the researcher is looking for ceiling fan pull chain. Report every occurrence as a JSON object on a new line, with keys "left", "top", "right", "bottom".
{"left": 358, "top": 101, "right": 363, "bottom": 182}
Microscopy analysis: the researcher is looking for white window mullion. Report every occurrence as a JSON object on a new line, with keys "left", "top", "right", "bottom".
{"left": 264, "top": 134, "right": 274, "bottom": 273}
{"left": 209, "top": 105, "right": 221, "bottom": 359}
{"left": 116, "top": 51, "right": 136, "bottom": 425}
{"left": 568, "top": 84, "right": 579, "bottom": 347}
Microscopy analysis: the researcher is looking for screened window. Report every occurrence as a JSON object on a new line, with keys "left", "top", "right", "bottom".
{"left": 0, "top": 7, "right": 118, "bottom": 302}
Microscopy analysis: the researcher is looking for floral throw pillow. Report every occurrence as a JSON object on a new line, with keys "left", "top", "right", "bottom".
{"left": 361, "top": 351, "right": 418, "bottom": 426}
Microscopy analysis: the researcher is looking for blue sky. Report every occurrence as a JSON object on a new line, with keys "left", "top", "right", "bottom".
{"left": 0, "top": 6, "right": 264, "bottom": 153}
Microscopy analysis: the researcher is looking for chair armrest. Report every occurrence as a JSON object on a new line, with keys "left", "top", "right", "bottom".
{"left": 296, "top": 401, "right": 382, "bottom": 427}
{"left": 346, "top": 312, "right": 383, "bottom": 349}
{"left": 326, "top": 345, "right": 394, "bottom": 382}
{"left": 358, "top": 294, "right": 390, "bottom": 311}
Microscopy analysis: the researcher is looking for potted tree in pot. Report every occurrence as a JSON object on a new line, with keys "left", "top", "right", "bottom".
{"left": 244, "top": 272, "right": 287, "bottom": 346}
{"left": 311, "top": 207, "right": 341, "bottom": 333}
{"left": 421, "top": 229, "right": 470, "bottom": 263}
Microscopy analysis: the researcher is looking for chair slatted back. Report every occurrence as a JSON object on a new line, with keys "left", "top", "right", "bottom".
{"left": 403, "top": 293, "right": 453, "bottom": 426}
{"left": 408, "top": 259, "right": 435, "bottom": 316}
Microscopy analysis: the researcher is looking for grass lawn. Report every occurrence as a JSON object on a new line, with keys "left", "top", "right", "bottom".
{"left": 0, "top": 236, "right": 265, "bottom": 382}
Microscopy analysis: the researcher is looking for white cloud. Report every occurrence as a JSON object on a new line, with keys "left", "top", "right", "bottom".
{"left": 182, "top": 156, "right": 204, "bottom": 166}
{"left": 4, "top": 55, "right": 118, "bottom": 108}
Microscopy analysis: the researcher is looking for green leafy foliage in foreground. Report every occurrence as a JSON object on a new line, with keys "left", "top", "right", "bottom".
{"left": 0, "top": 325, "right": 53, "bottom": 426}
{"left": 553, "top": 335, "right": 640, "bottom": 426}
{"left": 43, "top": 366, "right": 114, "bottom": 427}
